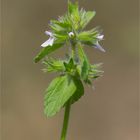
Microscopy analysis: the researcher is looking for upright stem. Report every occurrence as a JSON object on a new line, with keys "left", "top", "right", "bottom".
{"left": 72, "top": 44, "right": 79, "bottom": 63}
{"left": 60, "top": 44, "right": 76, "bottom": 140}
{"left": 71, "top": 45, "right": 76, "bottom": 59}
{"left": 60, "top": 101, "right": 71, "bottom": 140}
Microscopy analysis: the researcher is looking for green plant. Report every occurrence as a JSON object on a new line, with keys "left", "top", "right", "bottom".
{"left": 34, "top": 1, "right": 105, "bottom": 140}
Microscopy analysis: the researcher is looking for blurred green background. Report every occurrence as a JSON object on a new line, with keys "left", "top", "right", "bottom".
{"left": 1, "top": 0, "right": 139, "bottom": 140}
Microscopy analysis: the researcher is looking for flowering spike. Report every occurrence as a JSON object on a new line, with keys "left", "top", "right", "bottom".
{"left": 34, "top": 1, "right": 105, "bottom": 140}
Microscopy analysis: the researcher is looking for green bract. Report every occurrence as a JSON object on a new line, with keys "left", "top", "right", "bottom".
{"left": 34, "top": 1, "right": 104, "bottom": 138}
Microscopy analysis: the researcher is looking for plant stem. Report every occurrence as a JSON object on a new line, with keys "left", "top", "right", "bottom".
{"left": 60, "top": 101, "right": 71, "bottom": 140}
{"left": 60, "top": 44, "right": 76, "bottom": 140}
{"left": 71, "top": 45, "right": 76, "bottom": 59}
{"left": 72, "top": 45, "right": 79, "bottom": 63}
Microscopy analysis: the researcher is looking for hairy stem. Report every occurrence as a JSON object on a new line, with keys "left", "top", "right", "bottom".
{"left": 71, "top": 45, "right": 76, "bottom": 59}
{"left": 60, "top": 101, "right": 71, "bottom": 140}
{"left": 71, "top": 44, "right": 79, "bottom": 63}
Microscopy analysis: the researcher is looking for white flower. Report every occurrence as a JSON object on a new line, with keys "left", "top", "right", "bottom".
{"left": 41, "top": 31, "right": 55, "bottom": 47}
{"left": 68, "top": 32, "right": 75, "bottom": 38}
{"left": 97, "top": 34, "right": 104, "bottom": 40}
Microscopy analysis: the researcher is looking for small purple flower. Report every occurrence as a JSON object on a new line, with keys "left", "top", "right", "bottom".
{"left": 94, "top": 34, "right": 105, "bottom": 52}
{"left": 95, "top": 42, "right": 105, "bottom": 52}
{"left": 41, "top": 31, "right": 55, "bottom": 47}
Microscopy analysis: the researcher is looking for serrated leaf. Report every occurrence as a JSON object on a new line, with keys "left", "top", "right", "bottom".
{"left": 34, "top": 43, "right": 63, "bottom": 63}
{"left": 44, "top": 75, "right": 77, "bottom": 117}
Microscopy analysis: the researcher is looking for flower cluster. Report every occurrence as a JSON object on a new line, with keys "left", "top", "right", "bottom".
{"left": 40, "top": 3, "right": 105, "bottom": 52}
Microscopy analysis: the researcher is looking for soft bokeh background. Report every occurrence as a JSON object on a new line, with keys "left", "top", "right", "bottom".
{"left": 1, "top": 0, "right": 139, "bottom": 140}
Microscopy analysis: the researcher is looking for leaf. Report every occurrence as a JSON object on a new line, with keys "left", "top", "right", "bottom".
{"left": 34, "top": 43, "right": 63, "bottom": 63}
{"left": 44, "top": 75, "right": 77, "bottom": 117}
{"left": 81, "top": 57, "right": 89, "bottom": 80}
{"left": 78, "top": 45, "right": 90, "bottom": 81}
{"left": 70, "top": 78, "right": 84, "bottom": 104}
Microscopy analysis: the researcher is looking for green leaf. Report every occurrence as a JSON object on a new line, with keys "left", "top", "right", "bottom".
{"left": 81, "top": 57, "right": 89, "bottom": 80}
{"left": 34, "top": 43, "right": 63, "bottom": 63}
{"left": 44, "top": 75, "right": 77, "bottom": 117}
{"left": 78, "top": 45, "right": 90, "bottom": 81}
{"left": 70, "top": 78, "right": 84, "bottom": 104}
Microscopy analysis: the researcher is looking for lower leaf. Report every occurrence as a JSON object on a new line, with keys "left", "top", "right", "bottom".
{"left": 70, "top": 78, "right": 84, "bottom": 104}
{"left": 44, "top": 75, "right": 77, "bottom": 117}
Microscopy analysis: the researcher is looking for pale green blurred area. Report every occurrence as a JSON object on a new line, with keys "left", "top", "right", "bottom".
{"left": 1, "top": 0, "right": 139, "bottom": 140}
